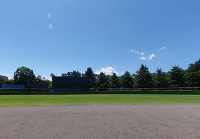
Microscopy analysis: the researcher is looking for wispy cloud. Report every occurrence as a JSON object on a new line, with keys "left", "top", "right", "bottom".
{"left": 140, "top": 52, "right": 144, "bottom": 56}
{"left": 140, "top": 56, "right": 146, "bottom": 60}
{"left": 47, "top": 13, "right": 51, "bottom": 18}
{"left": 148, "top": 54, "right": 156, "bottom": 61}
{"left": 47, "top": 13, "right": 54, "bottom": 30}
{"left": 95, "top": 66, "right": 118, "bottom": 75}
{"left": 131, "top": 49, "right": 157, "bottom": 61}
{"left": 161, "top": 46, "right": 167, "bottom": 50}
{"left": 130, "top": 50, "right": 140, "bottom": 55}
{"left": 48, "top": 23, "right": 53, "bottom": 30}
{"left": 131, "top": 45, "right": 168, "bottom": 61}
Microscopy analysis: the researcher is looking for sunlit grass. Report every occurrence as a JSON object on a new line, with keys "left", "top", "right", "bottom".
{"left": 1, "top": 94, "right": 200, "bottom": 106}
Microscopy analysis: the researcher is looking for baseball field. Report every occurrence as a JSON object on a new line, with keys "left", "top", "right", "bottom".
{"left": 1, "top": 93, "right": 200, "bottom": 139}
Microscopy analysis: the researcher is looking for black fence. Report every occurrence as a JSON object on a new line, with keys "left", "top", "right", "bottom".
{"left": 0, "top": 87, "right": 200, "bottom": 95}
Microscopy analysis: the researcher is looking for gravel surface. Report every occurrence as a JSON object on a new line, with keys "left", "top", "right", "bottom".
{"left": 0, "top": 105, "right": 200, "bottom": 139}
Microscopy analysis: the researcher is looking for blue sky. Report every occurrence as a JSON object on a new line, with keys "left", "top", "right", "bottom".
{"left": 0, "top": 0, "right": 200, "bottom": 79}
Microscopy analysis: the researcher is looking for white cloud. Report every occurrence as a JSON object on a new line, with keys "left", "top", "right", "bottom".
{"left": 47, "top": 13, "right": 51, "bottom": 18}
{"left": 131, "top": 49, "right": 157, "bottom": 61}
{"left": 140, "top": 52, "right": 144, "bottom": 56}
{"left": 48, "top": 23, "right": 53, "bottom": 29}
{"left": 95, "top": 66, "right": 118, "bottom": 75}
{"left": 161, "top": 46, "right": 167, "bottom": 50}
{"left": 130, "top": 50, "right": 140, "bottom": 55}
{"left": 135, "top": 51, "right": 140, "bottom": 55}
{"left": 140, "top": 56, "right": 146, "bottom": 60}
{"left": 148, "top": 54, "right": 156, "bottom": 61}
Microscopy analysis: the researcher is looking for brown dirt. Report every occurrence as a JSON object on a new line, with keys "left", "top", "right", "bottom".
{"left": 0, "top": 105, "right": 200, "bottom": 139}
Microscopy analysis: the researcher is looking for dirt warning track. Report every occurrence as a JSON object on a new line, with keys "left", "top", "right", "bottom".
{"left": 0, "top": 105, "right": 200, "bottom": 139}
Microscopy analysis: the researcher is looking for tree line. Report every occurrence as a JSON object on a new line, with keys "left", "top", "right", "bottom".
{"left": 0, "top": 59, "right": 200, "bottom": 89}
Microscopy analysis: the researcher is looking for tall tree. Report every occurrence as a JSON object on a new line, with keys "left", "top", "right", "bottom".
{"left": 44, "top": 79, "right": 52, "bottom": 89}
{"left": 71, "top": 70, "right": 81, "bottom": 77}
{"left": 61, "top": 73, "right": 68, "bottom": 77}
{"left": 135, "top": 64, "right": 152, "bottom": 88}
{"left": 6, "top": 79, "right": 14, "bottom": 84}
{"left": 0, "top": 75, "right": 8, "bottom": 85}
{"left": 169, "top": 65, "right": 186, "bottom": 87}
{"left": 98, "top": 72, "right": 109, "bottom": 88}
{"left": 35, "top": 75, "right": 43, "bottom": 82}
{"left": 121, "top": 71, "right": 133, "bottom": 88}
{"left": 50, "top": 73, "right": 55, "bottom": 78}
{"left": 110, "top": 73, "right": 121, "bottom": 88}
{"left": 62, "top": 71, "right": 82, "bottom": 77}
{"left": 186, "top": 59, "right": 200, "bottom": 87}
{"left": 14, "top": 66, "right": 35, "bottom": 86}
{"left": 152, "top": 68, "right": 169, "bottom": 88}
{"left": 85, "top": 67, "right": 96, "bottom": 88}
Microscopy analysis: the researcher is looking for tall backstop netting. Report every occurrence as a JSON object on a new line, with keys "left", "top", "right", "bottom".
{"left": 52, "top": 76, "right": 89, "bottom": 91}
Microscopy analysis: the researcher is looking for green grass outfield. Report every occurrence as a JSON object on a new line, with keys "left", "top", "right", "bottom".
{"left": 1, "top": 94, "right": 200, "bottom": 106}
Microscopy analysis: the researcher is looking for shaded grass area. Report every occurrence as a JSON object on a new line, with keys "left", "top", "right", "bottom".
{"left": 1, "top": 94, "right": 200, "bottom": 106}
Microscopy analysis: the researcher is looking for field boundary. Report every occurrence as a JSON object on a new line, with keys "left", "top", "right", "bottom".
{"left": 0, "top": 90, "right": 200, "bottom": 95}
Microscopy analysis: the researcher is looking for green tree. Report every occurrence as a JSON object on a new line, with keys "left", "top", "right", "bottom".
{"left": 0, "top": 75, "right": 8, "bottom": 85}
{"left": 85, "top": 67, "right": 96, "bottom": 88}
{"left": 185, "top": 59, "right": 200, "bottom": 87}
{"left": 62, "top": 71, "right": 81, "bottom": 77}
{"left": 44, "top": 79, "right": 52, "bottom": 89}
{"left": 110, "top": 73, "right": 121, "bottom": 88}
{"left": 98, "top": 72, "right": 109, "bottom": 89}
{"left": 121, "top": 71, "right": 133, "bottom": 88}
{"left": 152, "top": 68, "right": 169, "bottom": 88}
{"left": 14, "top": 66, "right": 35, "bottom": 86}
{"left": 71, "top": 70, "right": 81, "bottom": 77}
{"left": 135, "top": 64, "right": 152, "bottom": 88}
{"left": 6, "top": 79, "right": 14, "bottom": 84}
{"left": 61, "top": 73, "right": 68, "bottom": 77}
{"left": 35, "top": 75, "right": 43, "bottom": 82}
{"left": 50, "top": 73, "right": 55, "bottom": 78}
{"left": 169, "top": 65, "right": 186, "bottom": 87}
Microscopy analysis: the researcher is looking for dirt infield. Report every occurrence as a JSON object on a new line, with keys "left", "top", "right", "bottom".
{"left": 0, "top": 105, "right": 200, "bottom": 139}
